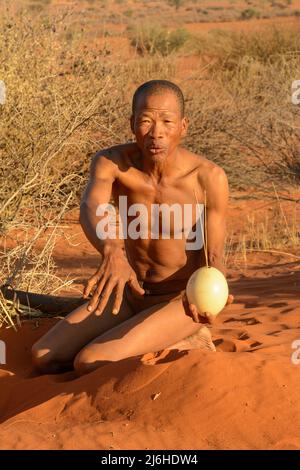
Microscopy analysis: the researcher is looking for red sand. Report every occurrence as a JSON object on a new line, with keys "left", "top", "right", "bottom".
{"left": 1, "top": 254, "right": 300, "bottom": 449}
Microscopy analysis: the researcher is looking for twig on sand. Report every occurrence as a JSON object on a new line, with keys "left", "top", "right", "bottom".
{"left": 0, "top": 284, "right": 86, "bottom": 319}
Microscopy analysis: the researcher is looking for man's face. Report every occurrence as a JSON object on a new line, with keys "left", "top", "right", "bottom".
{"left": 130, "top": 91, "right": 188, "bottom": 160}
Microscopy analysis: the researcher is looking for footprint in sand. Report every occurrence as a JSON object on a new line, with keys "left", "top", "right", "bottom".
{"left": 238, "top": 332, "right": 250, "bottom": 341}
{"left": 250, "top": 341, "right": 263, "bottom": 348}
{"left": 268, "top": 302, "right": 288, "bottom": 308}
{"left": 244, "top": 302, "right": 259, "bottom": 308}
{"left": 224, "top": 316, "right": 261, "bottom": 325}
{"left": 266, "top": 330, "right": 282, "bottom": 337}
{"left": 281, "top": 307, "right": 295, "bottom": 314}
{"left": 213, "top": 338, "right": 237, "bottom": 352}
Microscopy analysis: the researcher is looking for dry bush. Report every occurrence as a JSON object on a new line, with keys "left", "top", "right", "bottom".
{"left": 127, "top": 24, "right": 189, "bottom": 56}
{"left": 184, "top": 28, "right": 300, "bottom": 190}
{"left": 0, "top": 10, "right": 132, "bottom": 232}
{"left": 240, "top": 8, "right": 261, "bottom": 20}
{"left": 0, "top": 193, "right": 77, "bottom": 327}
{"left": 190, "top": 27, "right": 300, "bottom": 68}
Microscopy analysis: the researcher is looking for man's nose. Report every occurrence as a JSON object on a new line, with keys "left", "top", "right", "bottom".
{"left": 149, "top": 121, "right": 164, "bottom": 138}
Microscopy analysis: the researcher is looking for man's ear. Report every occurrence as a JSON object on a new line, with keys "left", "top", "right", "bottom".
{"left": 130, "top": 114, "right": 135, "bottom": 134}
{"left": 181, "top": 116, "right": 188, "bottom": 138}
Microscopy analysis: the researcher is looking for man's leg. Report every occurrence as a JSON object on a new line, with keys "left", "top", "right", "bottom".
{"left": 31, "top": 289, "right": 135, "bottom": 374}
{"left": 74, "top": 295, "right": 214, "bottom": 376}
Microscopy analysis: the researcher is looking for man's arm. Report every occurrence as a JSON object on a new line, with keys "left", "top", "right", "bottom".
{"left": 79, "top": 150, "right": 144, "bottom": 315}
{"left": 79, "top": 150, "right": 124, "bottom": 256}
{"left": 204, "top": 166, "right": 229, "bottom": 277}
{"left": 185, "top": 165, "right": 233, "bottom": 324}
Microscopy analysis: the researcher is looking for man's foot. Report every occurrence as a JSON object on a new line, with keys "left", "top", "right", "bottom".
{"left": 166, "top": 326, "right": 216, "bottom": 352}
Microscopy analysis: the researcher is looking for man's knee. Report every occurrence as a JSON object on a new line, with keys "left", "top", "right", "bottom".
{"left": 31, "top": 341, "right": 68, "bottom": 374}
{"left": 73, "top": 346, "right": 121, "bottom": 376}
{"left": 31, "top": 341, "right": 53, "bottom": 371}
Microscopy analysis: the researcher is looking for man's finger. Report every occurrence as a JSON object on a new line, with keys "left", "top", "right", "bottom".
{"left": 87, "top": 275, "right": 108, "bottom": 312}
{"left": 201, "top": 313, "right": 214, "bottom": 325}
{"left": 182, "top": 293, "right": 192, "bottom": 318}
{"left": 83, "top": 275, "right": 99, "bottom": 299}
{"left": 189, "top": 304, "right": 200, "bottom": 323}
{"left": 129, "top": 277, "right": 145, "bottom": 296}
{"left": 83, "top": 264, "right": 106, "bottom": 298}
{"left": 95, "top": 279, "right": 117, "bottom": 316}
{"left": 226, "top": 294, "right": 234, "bottom": 305}
{"left": 112, "top": 282, "right": 125, "bottom": 315}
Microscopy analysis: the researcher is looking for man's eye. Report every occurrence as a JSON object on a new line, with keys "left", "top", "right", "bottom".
{"left": 164, "top": 120, "right": 172, "bottom": 123}
{"left": 141, "top": 120, "right": 150, "bottom": 123}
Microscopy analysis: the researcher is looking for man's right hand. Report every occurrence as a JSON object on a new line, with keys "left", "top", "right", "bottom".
{"left": 83, "top": 247, "right": 145, "bottom": 316}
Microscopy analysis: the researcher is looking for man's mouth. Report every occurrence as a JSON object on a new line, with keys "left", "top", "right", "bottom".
{"left": 148, "top": 145, "right": 165, "bottom": 153}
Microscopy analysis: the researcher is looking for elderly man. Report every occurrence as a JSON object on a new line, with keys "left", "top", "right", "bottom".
{"left": 32, "top": 79, "right": 233, "bottom": 375}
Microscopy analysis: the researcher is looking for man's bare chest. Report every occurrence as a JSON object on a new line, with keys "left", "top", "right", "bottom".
{"left": 110, "top": 168, "right": 205, "bottom": 246}
{"left": 113, "top": 166, "right": 204, "bottom": 207}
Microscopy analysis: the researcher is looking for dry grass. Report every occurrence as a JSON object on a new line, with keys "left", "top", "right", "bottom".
{"left": 128, "top": 24, "right": 190, "bottom": 56}
{"left": 225, "top": 189, "right": 300, "bottom": 269}
{"left": 184, "top": 27, "right": 300, "bottom": 190}
{"left": 0, "top": 11, "right": 124, "bottom": 230}
{"left": 0, "top": 195, "right": 77, "bottom": 328}
{"left": 189, "top": 27, "right": 300, "bottom": 67}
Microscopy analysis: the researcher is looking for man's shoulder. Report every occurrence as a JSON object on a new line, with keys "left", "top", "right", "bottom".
{"left": 194, "top": 154, "right": 228, "bottom": 202}
{"left": 93, "top": 143, "right": 138, "bottom": 165}
{"left": 183, "top": 148, "right": 227, "bottom": 181}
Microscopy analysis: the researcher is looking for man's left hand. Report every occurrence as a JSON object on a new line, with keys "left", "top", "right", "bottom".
{"left": 183, "top": 293, "right": 234, "bottom": 324}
